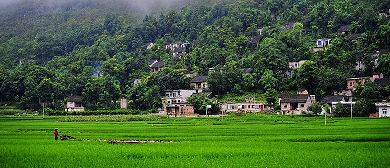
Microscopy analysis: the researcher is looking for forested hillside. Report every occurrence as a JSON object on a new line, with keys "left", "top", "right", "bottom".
{"left": 1, "top": 0, "right": 390, "bottom": 114}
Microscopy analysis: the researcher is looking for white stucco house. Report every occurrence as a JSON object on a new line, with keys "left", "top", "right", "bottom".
{"left": 375, "top": 102, "right": 390, "bottom": 117}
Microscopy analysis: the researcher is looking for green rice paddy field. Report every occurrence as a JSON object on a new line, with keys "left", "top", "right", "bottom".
{"left": 1, "top": 114, "right": 390, "bottom": 167}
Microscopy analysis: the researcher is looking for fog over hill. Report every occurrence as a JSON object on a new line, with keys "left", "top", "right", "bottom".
{"left": 0, "top": 0, "right": 228, "bottom": 16}
{"left": 0, "top": 0, "right": 229, "bottom": 39}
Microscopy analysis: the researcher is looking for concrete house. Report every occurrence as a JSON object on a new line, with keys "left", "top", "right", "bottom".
{"left": 286, "top": 60, "right": 306, "bottom": 76}
{"left": 221, "top": 103, "right": 269, "bottom": 113}
{"left": 173, "top": 47, "right": 186, "bottom": 58}
{"left": 163, "top": 90, "right": 197, "bottom": 116}
{"left": 321, "top": 95, "right": 345, "bottom": 114}
{"left": 375, "top": 103, "right": 390, "bottom": 117}
{"left": 150, "top": 61, "right": 164, "bottom": 73}
{"left": 65, "top": 96, "right": 85, "bottom": 111}
{"left": 347, "top": 73, "right": 385, "bottom": 89}
{"left": 191, "top": 76, "right": 208, "bottom": 93}
{"left": 346, "top": 77, "right": 365, "bottom": 90}
{"left": 146, "top": 43, "right": 154, "bottom": 49}
{"left": 279, "top": 90, "right": 316, "bottom": 115}
{"left": 312, "top": 38, "right": 331, "bottom": 52}
{"left": 133, "top": 78, "right": 142, "bottom": 85}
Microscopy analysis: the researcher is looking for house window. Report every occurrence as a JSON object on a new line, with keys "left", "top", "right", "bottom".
{"left": 284, "top": 105, "right": 288, "bottom": 108}
{"left": 349, "top": 82, "right": 353, "bottom": 87}
{"left": 178, "top": 91, "right": 181, "bottom": 95}
{"left": 178, "top": 100, "right": 181, "bottom": 103}
{"left": 317, "top": 40, "right": 322, "bottom": 46}
{"left": 383, "top": 108, "right": 388, "bottom": 115}
{"left": 300, "top": 104, "right": 304, "bottom": 108}
{"left": 168, "top": 101, "right": 171, "bottom": 104}
{"left": 203, "top": 84, "right": 206, "bottom": 88}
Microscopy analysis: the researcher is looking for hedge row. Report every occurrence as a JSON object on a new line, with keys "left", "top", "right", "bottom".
{"left": 0, "top": 109, "right": 156, "bottom": 116}
{"left": 46, "top": 109, "right": 153, "bottom": 116}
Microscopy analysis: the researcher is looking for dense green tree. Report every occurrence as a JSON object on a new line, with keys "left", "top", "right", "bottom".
{"left": 293, "top": 61, "right": 318, "bottom": 94}
{"left": 127, "top": 83, "right": 161, "bottom": 111}
{"left": 308, "top": 102, "right": 322, "bottom": 116}
{"left": 187, "top": 93, "right": 220, "bottom": 115}
{"left": 353, "top": 81, "right": 384, "bottom": 116}
{"left": 259, "top": 69, "right": 278, "bottom": 97}
{"left": 145, "top": 68, "right": 190, "bottom": 95}
{"left": 378, "top": 54, "right": 390, "bottom": 77}
{"left": 333, "top": 102, "right": 351, "bottom": 117}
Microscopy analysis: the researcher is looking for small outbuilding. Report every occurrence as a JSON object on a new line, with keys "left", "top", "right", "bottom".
{"left": 65, "top": 96, "right": 85, "bottom": 111}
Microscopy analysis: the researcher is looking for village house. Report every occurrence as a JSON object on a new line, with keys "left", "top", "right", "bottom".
{"left": 65, "top": 96, "right": 85, "bottom": 111}
{"left": 150, "top": 61, "right": 164, "bottom": 73}
{"left": 248, "top": 36, "right": 261, "bottom": 49}
{"left": 375, "top": 102, "right": 390, "bottom": 117}
{"left": 279, "top": 90, "right": 315, "bottom": 115}
{"left": 173, "top": 47, "right": 186, "bottom": 58}
{"left": 321, "top": 95, "right": 346, "bottom": 114}
{"left": 379, "top": 9, "right": 390, "bottom": 19}
{"left": 289, "top": 60, "right": 307, "bottom": 69}
{"left": 346, "top": 77, "right": 365, "bottom": 90}
{"left": 333, "top": 90, "right": 353, "bottom": 102}
{"left": 221, "top": 96, "right": 271, "bottom": 113}
{"left": 120, "top": 98, "right": 128, "bottom": 109}
{"left": 163, "top": 90, "right": 197, "bottom": 116}
{"left": 286, "top": 60, "right": 306, "bottom": 76}
{"left": 146, "top": 43, "right": 154, "bottom": 49}
{"left": 133, "top": 78, "right": 142, "bottom": 85}
{"left": 347, "top": 72, "right": 385, "bottom": 89}
{"left": 191, "top": 76, "right": 208, "bottom": 93}
{"left": 221, "top": 103, "right": 269, "bottom": 113}
{"left": 165, "top": 42, "right": 190, "bottom": 52}
{"left": 312, "top": 38, "right": 331, "bottom": 52}
{"left": 148, "top": 59, "right": 158, "bottom": 66}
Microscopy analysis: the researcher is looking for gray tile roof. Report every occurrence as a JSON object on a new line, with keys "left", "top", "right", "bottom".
{"left": 191, "top": 76, "right": 208, "bottom": 83}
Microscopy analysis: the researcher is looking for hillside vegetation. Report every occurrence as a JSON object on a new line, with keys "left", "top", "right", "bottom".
{"left": 0, "top": 0, "right": 390, "bottom": 114}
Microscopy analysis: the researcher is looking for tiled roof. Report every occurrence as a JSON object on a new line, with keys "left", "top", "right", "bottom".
{"left": 243, "top": 68, "right": 253, "bottom": 74}
{"left": 321, "top": 95, "right": 344, "bottom": 104}
{"left": 338, "top": 25, "right": 351, "bottom": 33}
{"left": 374, "top": 78, "right": 390, "bottom": 86}
{"left": 174, "top": 47, "right": 186, "bottom": 53}
{"left": 280, "top": 94, "right": 309, "bottom": 103}
{"left": 191, "top": 76, "right": 208, "bottom": 83}
{"left": 151, "top": 61, "right": 164, "bottom": 68}
{"left": 67, "top": 96, "right": 84, "bottom": 102}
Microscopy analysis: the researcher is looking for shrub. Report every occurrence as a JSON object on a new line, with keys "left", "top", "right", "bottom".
{"left": 333, "top": 103, "right": 351, "bottom": 117}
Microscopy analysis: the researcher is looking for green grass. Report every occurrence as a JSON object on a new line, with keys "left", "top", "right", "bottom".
{"left": 0, "top": 114, "right": 390, "bottom": 167}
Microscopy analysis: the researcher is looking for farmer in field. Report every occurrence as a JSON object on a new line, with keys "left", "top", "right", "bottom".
{"left": 54, "top": 129, "right": 59, "bottom": 140}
